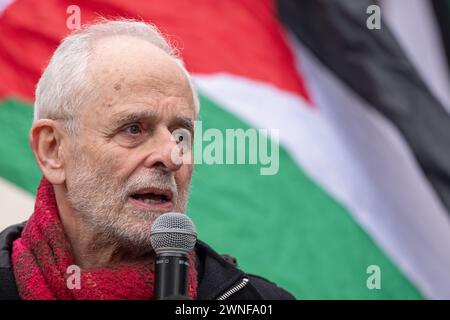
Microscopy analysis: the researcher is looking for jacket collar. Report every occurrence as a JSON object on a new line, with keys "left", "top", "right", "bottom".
{"left": 0, "top": 223, "right": 25, "bottom": 300}
{"left": 195, "top": 240, "right": 245, "bottom": 299}
{"left": 0, "top": 222, "right": 245, "bottom": 300}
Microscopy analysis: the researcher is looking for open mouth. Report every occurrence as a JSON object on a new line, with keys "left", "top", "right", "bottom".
{"left": 129, "top": 188, "right": 173, "bottom": 209}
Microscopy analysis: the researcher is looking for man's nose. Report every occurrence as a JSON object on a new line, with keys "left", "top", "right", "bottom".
{"left": 142, "top": 128, "right": 183, "bottom": 172}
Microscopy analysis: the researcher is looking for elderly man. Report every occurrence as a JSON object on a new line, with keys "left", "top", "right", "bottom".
{"left": 0, "top": 20, "right": 294, "bottom": 300}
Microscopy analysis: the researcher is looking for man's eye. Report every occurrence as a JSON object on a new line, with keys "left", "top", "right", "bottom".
{"left": 172, "top": 129, "right": 191, "bottom": 143}
{"left": 124, "top": 124, "right": 142, "bottom": 135}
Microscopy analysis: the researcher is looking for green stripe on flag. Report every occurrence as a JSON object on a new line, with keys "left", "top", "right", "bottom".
{"left": 0, "top": 97, "right": 422, "bottom": 299}
{"left": 0, "top": 99, "right": 41, "bottom": 194}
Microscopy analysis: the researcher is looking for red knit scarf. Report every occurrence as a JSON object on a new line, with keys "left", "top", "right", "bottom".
{"left": 11, "top": 178, "right": 198, "bottom": 300}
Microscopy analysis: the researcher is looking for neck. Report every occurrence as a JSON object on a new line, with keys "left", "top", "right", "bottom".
{"left": 53, "top": 184, "right": 150, "bottom": 269}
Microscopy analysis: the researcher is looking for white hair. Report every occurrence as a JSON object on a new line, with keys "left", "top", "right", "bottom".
{"left": 34, "top": 19, "right": 200, "bottom": 134}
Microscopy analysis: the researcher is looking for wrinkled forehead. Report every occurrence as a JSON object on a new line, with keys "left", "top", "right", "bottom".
{"left": 81, "top": 35, "right": 195, "bottom": 121}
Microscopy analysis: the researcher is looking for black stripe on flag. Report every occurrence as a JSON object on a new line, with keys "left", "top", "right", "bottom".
{"left": 432, "top": 0, "right": 450, "bottom": 75}
{"left": 278, "top": 0, "right": 450, "bottom": 213}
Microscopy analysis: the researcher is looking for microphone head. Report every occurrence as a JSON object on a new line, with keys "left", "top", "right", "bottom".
{"left": 150, "top": 212, "right": 197, "bottom": 254}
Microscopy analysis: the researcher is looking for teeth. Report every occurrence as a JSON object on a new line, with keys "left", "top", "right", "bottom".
{"left": 142, "top": 198, "right": 163, "bottom": 204}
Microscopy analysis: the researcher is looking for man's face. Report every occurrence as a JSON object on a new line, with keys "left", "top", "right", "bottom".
{"left": 64, "top": 35, "right": 195, "bottom": 252}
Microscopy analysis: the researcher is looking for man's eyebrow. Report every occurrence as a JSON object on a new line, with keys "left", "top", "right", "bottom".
{"left": 172, "top": 116, "right": 194, "bottom": 133}
{"left": 109, "top": 111, "right": 194, "bottom": 133}
{"left": 110, "top": 110, "right": 158, "bottom": 128}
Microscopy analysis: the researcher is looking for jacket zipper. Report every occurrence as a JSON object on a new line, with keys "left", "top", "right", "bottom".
{"left": 216, "top": 277, "right": 249, "bottom": 300}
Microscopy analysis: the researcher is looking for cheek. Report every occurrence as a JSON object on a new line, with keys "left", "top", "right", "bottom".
{"left": 86, "top": 143, "right": 139, "bottom": 181}
{"left": 175, "top": 164, "right": 194, "bottom": 190}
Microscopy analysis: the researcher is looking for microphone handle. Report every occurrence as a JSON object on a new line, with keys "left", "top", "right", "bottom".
{"left": 155, "top": 252, "right": 190, "bottom": 300}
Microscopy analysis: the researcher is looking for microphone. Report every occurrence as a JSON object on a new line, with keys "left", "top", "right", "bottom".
{"left": 150, "top": 212, "right": 197, "bottom": 300}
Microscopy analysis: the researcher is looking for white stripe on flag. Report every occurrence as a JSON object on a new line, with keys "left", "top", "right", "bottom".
{"left": 0, "top": 0, "right": 14, "bottom": 16}
{"left": 0, "top": 177, "right": 34, "bottom": 230}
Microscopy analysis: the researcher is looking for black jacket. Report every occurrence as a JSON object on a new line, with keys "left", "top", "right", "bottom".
{"left": 0, "top": 222, "right": 295, "bottom": 300}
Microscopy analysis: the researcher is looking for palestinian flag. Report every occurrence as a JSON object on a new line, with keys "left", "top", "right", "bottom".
{"left": 1, "top": 0, "right": 450, "bottom": 299}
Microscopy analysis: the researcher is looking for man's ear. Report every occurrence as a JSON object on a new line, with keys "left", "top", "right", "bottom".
{"left": 30, "top": 119, "right": 66, "bottom": 185}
